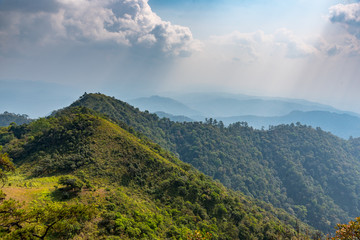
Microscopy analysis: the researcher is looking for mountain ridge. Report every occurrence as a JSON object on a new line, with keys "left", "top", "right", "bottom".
{"left": 218, "top": 110, "right": 360, "bottom": 139}
{"left": 129, "top": 94, "right": 360, "bottom": 138}
{"left": 0, "top": 106, "right": 313, "bottom": 239}
{"left": 69, "top": 93, "right": 360, "bottom": 233}
{"left": 0, "top": 111, "right": 33, "bottom": 127}
{"left": 128, "top": 95, "right": 200, "bottom": 117}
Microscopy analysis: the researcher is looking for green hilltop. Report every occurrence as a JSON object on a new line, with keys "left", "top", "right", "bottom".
{"left": 69, "top": 93, "right": 360, "bottom": 233}
{"left": 0, "top": 107, "right": 314, "bottom": 239}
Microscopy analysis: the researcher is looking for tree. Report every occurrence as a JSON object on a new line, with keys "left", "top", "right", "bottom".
{"left": 187, "top": 230, "right": 212, "bottom": 240}
{"left": 0, "top": 148, "right": 95, "bottom": 239}
{"left": 329, "top": 217, "right": 360, "bottom": 240}
{"left": 0, "top": 146, "right": 14, "bottom": 187}
{"left": 58, "top": 176, "right": 84, "bottom": 193}
{"left": 0, "top": 200, "right": 95, "bottom": 239}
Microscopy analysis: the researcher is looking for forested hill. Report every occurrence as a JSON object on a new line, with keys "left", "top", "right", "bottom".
{"left": 0, "top": 107, "right": 312, "bottom": 239}
{"left": 0, "top": 111, "right": 32, "bottom": 126}
{"left": 70, "top": 93, "right": 360, "bottom": 233}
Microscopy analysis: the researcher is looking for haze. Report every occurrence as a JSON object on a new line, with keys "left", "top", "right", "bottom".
{"left": 1, "top": 0, "right": 360, "bottom": 117}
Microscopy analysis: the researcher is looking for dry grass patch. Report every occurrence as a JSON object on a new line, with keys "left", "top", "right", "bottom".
{"left": 2, "top": 174, "right": 58, "bottom": 203}
{"left": 2, "top": 186, "right": 52, "bottom": 204}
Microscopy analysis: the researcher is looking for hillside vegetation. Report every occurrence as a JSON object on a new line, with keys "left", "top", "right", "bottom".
{"left": 0, "top": 107, "right": 314, "bottom": 239}
{"left": 70, "top": 93, "right": 360, "bottom": 233}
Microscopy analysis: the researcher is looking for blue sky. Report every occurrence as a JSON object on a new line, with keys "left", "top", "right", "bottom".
{"left": 1, "top": 0, "right": 360, "bottom": 117}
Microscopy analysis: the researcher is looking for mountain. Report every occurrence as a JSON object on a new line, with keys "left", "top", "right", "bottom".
{"left": 0, "top": 107, "right": 313, "bottom": 239}
{"left": 173, "top": 92, "right": 355, "bottom": 117}
{"left": 0, "top": 111, "right": 32, "bottom": 126}
{"left": 129, "top": 93, "right": 360, "bottom": 138}
{"left": 218, "top": 110, "right": 360, "bottom": 139}
{"left": 70, "top": 93, "right": 360, "bottom": 233}
{"left": 128, "top": 95, "right": 201, "bottom": 118}
{"left": 155, "top": 111, "right": 194, "bottom": 122}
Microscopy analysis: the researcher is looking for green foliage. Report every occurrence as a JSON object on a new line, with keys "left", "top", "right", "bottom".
{"left": 328, "top": 216, "right": 360, "bottom": 240}
{"left": 0, "top": 200, "right": 96, "bottom": 239}
{"left": 187, "top": 230, "right": 212, "bottom": 240}
{"left": 0, "top": 108, "right": 315, "bottom": 239}
{"left": 4, "top": 110, "right": 99, "bottom": 176}
{"left": 58, "top": 175, "right": 84, "bottom": 193}
{"left": 29, "top": 118, "right": 51, "bottom": 135}
{"left": 0, "top": 146, "right": 14, "bottom": 187}
{"left": 69, "top": 93, "right": 175, "bottom": 150}
{"left": 69, "top": 93, "right": 360, "bottom": 233}
{"left": 0, "top": 142, "right": 95, "bottom": 239}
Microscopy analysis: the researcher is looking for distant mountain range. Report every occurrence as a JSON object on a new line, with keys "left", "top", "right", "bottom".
{"left": 128, "top": 95, "right": 200, "bottom": 117}
{"left": 0, "top": 111, "right": 33, "bottom": 126}
{"left": 218, "top": 111, "right": 360, "bottom": 139}
{"left": 173, "top": 92, "right": 355, "bottom": 117}
{"left": 154, "top": 111, "right": 194, "bottom": 122}
{"left": 129, "top": 93, "right": 360, "bottom": 138}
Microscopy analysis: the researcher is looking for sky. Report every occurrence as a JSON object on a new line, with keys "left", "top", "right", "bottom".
{"left": 1, "top": 0, "right": 360, "bottom": 117}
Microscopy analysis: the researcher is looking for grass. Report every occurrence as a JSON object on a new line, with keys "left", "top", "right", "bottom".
{"left": 3, "top": 174, "right": 58, "bottom": 203}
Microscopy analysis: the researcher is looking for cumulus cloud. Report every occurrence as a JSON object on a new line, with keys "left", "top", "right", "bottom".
{"left": 326, "top": 2, "right": 360, "bottom": 55}
{"left": 210, "top": 29, "right": 318, "bottom": 62}
{"left": 0, "top": 0, "right": 200, "bottom": 56}
{"left": 208, "top": 2, "right": 360, "bottom": 63}
{"left": 329, "top": 3, "right": 360, "bottom": 39}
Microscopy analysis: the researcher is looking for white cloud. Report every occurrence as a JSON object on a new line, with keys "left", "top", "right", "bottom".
{"left": 0, "top": 0, "right": 201, "bottom": 56}
{"left": 329, "top": 2, "right": 360, "bottom": 38}
{"left": 210, "top": 29, "right": 318, "bottom": 62}
{"left": 327, "top": 2, "right": 360, "bottom": 55}
{"left": 273, "top": 28, "right": 318, "bottom": 58}
{"left": 209, "top": 31, "right": 267, "bottom": 62}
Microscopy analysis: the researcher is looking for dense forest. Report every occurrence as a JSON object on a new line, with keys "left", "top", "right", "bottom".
{"left": 0, "top": 107, "right": 316, "bottom": 239}
{"left": 70, "top": 93, "right": 360, "bottom": 233}
{"left": 1, "top": 92, "right": 360, "bottom": 238}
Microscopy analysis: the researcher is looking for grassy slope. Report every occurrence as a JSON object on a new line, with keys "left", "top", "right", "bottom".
{"left": 1, "top": 109, "right": 316, "bottom": 239}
